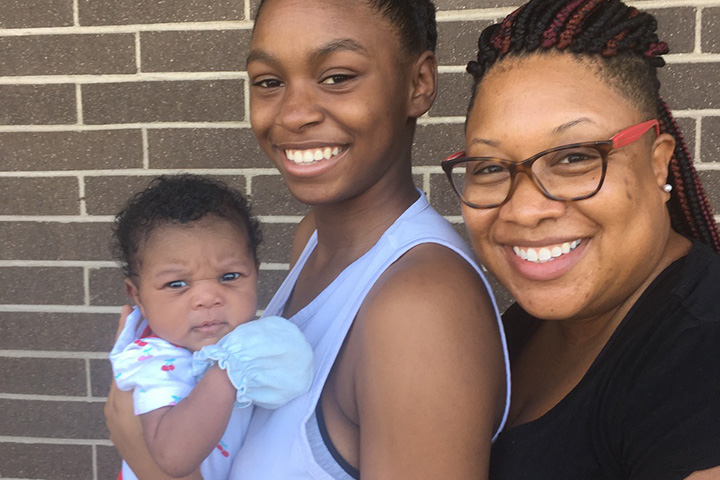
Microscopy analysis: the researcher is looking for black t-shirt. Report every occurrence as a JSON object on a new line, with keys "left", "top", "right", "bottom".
{"left": 490, "top": 241, "right": 720, "bottom": 480}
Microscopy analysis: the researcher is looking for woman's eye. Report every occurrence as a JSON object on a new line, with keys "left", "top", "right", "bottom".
{"left": 252, "top": 78, "right": 283, "bottom": 89}
{"left": 320, "top": 74, "right": 354, "bottom": 85}
{"left": 221, "top": 272, "right": 242, "bottom": 282}
{"left": 165, "top": 280, "right": 188, "bottom": 289}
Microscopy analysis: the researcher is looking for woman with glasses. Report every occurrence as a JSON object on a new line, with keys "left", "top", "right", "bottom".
{"left": 443, "top": 0, "right": 720, "bottom": 478}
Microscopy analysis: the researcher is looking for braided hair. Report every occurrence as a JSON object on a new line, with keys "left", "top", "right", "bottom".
{"left": 467, "top": 0, "right": 720, "bottom": 252}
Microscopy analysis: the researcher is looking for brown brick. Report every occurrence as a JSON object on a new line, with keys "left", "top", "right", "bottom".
{"left": 0, "top": 130, "right": 144, "bottom": 172}
{"left": 0, "top": 312, "right": 117, "bottom": 352}
{"left": 0, "top": 358, "right": 86, "bottom": 396}
{"left": 84, "top": 175, "right": 155, "bottom": 216}
{"left": 0, "top": 84, "right": 76, "bottom": 125}
{"left": 142, "top": 30, "right": 251, "bottom": 72}
{"left": 149, "top": 128, "right": 265, "bottom": 169}
{"left": 84, "top": 174, "right": 248, "bottom": 216}
{"left": 430, "top": 72, "right": 474, "bottom": 117}
{"left": 674, "top": 116, "right": 696, "bottom": 161}
{"left": 699, "top": 170, "right": 720, "bottom": 214}
{"left": 436, "top": 20, "right": 495, "bottom": 65}
{"left": 251, "top": 175, "right": 309, "bottom": 216}
{"left": 82, "top": 80, "right": 245, "bottom": 124}
{"left": 429, "top": 172, "right": 464, "bottom": 217}
{"left": 0, "top": 177, "right": 79, "bottom": 216}
{"left": 90, "top": 358, "right": 113, "bottom": 397}
{"left": 258, "top": 268, "right": 288, "bottom": 309}
{"left": 702, "top": 8, "right": 720, "bottom": 53}
{"left": 0, "top": 34, "right": 136, "bottom": 76}
{"left": 0, "top": 443, "right": 93, "bottom": 480}
{"left": 413, "top": 122, "right": 465, "bottom": 167}
{"left": 701, "top": 116, "right": 720, "bottom": 163}
{"left": 98, "top": 445, "right": 123, "bottom": 480}
{"left": 0, "top": 222, "right": 113, "bottom": 261}
{"left": 0, "top": 0, "right": 73, "bottom": 28}
{"left": 257, "top": 222, "right": 297, "bottom": 264}
{"left": 659, "top": 63, "right": 720, "bottom": 110}
{"left": 0, "top": 267, "right": 84, "bottom": 304}
{"left": 89, "top": 267, "right": 127, "bottom": 307}
{"left": 649, "top": 7, "right": 696, "bottom": 54}
{"left": 0, "top": 398, "right": 107, "bottom": 438}
{"left": 79, "top": 0, "right": 243, "bottom": 25}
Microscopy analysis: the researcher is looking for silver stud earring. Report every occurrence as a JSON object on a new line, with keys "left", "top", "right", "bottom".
{"left": 663, "top": 184, "right": 673, "bottom": 193}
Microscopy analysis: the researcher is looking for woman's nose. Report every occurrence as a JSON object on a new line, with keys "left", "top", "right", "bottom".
{"left": 498, "top": 173, "right": 566, "bottom": 227}
{"left": 275, "top": 83, "right": 325, "bottom": 131}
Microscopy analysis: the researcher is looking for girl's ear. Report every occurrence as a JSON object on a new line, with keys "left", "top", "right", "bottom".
{"left": 124, "top": 278, "right": 145, "bottom": 316}
{"left": 651, "top": 132, "right": 676, "bottom": 200}
{"left": 407, "top": 50, "right": 438, "bottom": 118}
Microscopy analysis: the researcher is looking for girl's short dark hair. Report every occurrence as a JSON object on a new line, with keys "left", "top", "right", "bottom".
{"left": 113, "top": 174, "right": 262, "bottom": 277}
{"left": 255, "top": 0, "right": 437, "bottom": 54}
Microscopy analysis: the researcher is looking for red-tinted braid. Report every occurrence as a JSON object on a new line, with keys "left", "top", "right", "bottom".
{"left": 467, "top": 0, "right": 720, "bottom": 253}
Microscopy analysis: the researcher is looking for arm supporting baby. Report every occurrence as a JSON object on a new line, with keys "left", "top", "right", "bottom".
{"left": 140, "top": 365, "right": 236, "bottom": 477}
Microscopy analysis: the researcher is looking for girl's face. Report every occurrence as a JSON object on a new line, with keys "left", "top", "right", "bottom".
{"left": 247, "top": 0, "right": 435, "bottom": 206}
{"left": 462, "top": 53, "right": 676, "bottom": 322}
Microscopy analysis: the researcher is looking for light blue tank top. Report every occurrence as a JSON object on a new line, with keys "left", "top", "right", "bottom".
{"left": 230, "top": 192, "right": 510, "bottom": 479}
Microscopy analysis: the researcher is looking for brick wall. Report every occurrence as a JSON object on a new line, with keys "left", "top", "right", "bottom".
{"left": 1, "top": 0, "right": 718, "bottom": 478}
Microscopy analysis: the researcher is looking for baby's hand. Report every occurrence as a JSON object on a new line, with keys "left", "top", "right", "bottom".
{"left": 192, "top": 316, "right": 314, "bottom": 409}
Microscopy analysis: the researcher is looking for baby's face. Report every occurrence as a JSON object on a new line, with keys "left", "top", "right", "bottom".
{"left": 126, "top": 215, "right": 259, "bottom": 352}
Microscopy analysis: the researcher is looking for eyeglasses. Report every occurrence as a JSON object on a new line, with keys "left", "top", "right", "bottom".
{"left": 441, "top": 119, "right": 660, "bottom": 209}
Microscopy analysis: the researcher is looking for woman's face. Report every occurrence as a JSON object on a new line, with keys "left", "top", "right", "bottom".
{"left": 247, "top": 0, "right": 431, "bottom": 206}
{"left": 462, "top": 53, "right": 675, "bottom": 321}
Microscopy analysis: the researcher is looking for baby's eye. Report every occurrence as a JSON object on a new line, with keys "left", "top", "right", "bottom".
{"left": 320, "top": 74, "right": 354, "bottom": 85}
{"left": 165, "top": 280, "right": 188, "bottom": 289}
{"left": 221, "top": 272, "right": 242, "bottom": 282}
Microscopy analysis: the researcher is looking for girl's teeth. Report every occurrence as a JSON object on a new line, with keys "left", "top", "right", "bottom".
{"left": 513, "top": 240, "right": 582, "bottom": 264}
{"left": 285, "top": 147, "right": 343, "bottom": 164}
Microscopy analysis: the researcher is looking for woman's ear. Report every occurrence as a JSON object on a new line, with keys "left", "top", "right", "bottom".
{"left": 407, "top": 50, "right": 438, "bottom": 118}
{"left": 651, "top": 132, "right": 676, "bottom": 198}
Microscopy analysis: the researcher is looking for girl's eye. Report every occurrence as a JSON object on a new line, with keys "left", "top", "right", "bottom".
{"left": 166, "top": 280, "right": 188, "bottom": 289}
{"left": 221, "top": 272, "right": 242, "bottom": 282}
{"left": 252, "top": 78, "right": 283, "bottom": 89}
{"left": 321, "top": 74, "right": 354, "bottom": 85}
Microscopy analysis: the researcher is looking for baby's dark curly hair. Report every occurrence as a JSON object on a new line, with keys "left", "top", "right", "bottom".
{"left": 113, "top": 174, "right": 262, "bottom": 278}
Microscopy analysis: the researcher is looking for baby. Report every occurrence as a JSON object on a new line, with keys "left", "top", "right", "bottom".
{"left": 109, "top": 175, "right": 313, "bottom": 479}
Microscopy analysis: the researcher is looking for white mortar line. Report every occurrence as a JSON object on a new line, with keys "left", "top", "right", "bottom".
{"left": 0, "top": 393, "right": 106, "bottom": 402}
{"left": 75, "top": 84, "right": 83, "bottom": 125}
{"left": 696, "top": 7, "right": 704, "bottom": 53}
{"left": 0, "top": 122, "right": 251, "bottom": 132}
{"left": 0, "top": 71, "right": 249, "bottom": 85}
{"left": 0, "top": 215, "right": 114, "bottom": 222}
{"left": 257, "top": 215, "right": 304, "bottom": 223}
{"left": 73, "top": 0, "right": 80, "bottom": 27}
{"left": 85, "top": 358, "right": 93, "bottom": 398}
{"left": 259, "top": 263, "right": 290, "bottom": 270}
{"left": 696, "top": 117, "right": 703, "bottom": 161}
{"left": 694, "top": 162, "right": 720, "bottom": 170}
{"left": 142, "top": 127, "right": 150, "bottom": 169}
{"left": 83, "top": 266, "right": 91, "bottom": 306}
{"left": 135, "top": 31, "right": 142, "bottom": 73}
{"left": 78, "top": 175, "right": 87, "bottom": 215}
{"left": 0, "top": 305, "right": 121, "bottom": 313}
{"left": 0, "top": 168, "right": 276, "bottom": 178}
{"left": 0, "top": 351, "right": 109, "bottom": 359}
{"left": 0, "top": 436, "right": 113, "bottom": 446}
{"left": 0, "top": 261, "right": 118, "bottom": 267}
{"left": 0, "top": 21, "right": 254, "bottom": 36}
{"left": 245, "top": 0, "right": 252, "bottom": 23}
{"left": 92, "top": 444, "right": 99, "bottom": 480}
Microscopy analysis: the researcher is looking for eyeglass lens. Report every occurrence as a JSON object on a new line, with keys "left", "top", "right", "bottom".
{"left": 450, "top": 145, "right": 605, "bottom": 207}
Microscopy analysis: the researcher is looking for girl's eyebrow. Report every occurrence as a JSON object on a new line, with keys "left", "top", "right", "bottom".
{"left": 246, "top": 38, "right": 369, "bottom": 68}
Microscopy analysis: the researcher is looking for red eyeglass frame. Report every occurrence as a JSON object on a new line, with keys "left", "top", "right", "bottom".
{"left": 441, "top": 119, "right": 660, "bottom": 208}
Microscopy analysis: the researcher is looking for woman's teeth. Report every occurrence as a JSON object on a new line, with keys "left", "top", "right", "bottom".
{"left": 285, "top": 146, "right": 342, "bottom": 164}
{"left": 512, "top": 240, "right": 581, "bottom": 263}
